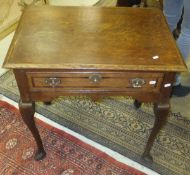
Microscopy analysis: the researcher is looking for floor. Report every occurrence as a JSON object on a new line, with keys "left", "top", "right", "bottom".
{"left": 0, "top": 32, "right": 160, "bottom": 175}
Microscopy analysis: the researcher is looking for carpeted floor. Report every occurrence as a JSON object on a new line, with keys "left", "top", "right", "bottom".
{"left": 0, "top": 100, "right": 145, "bottom": 175}
{"left": 0, "top": 70, "right": 190, "bottom": 175}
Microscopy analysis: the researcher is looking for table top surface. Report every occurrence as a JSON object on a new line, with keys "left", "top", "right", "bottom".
{"left": 3, "top": 5, "right": 187, "bottom": 72}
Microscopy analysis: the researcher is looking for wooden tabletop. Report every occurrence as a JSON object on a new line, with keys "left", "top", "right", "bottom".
{"left": 3, "top": 5, "right": 187, "bottom": 72}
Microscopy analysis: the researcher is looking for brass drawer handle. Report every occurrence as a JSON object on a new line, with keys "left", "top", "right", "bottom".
{"left": 89, "top": 74, "right": 102, "bottom": 84}
{"left": 44, "top": 77, "right": 61, "bottom": 87}
{"left": 130, "top": 78, "right": 145, "bottom": 88}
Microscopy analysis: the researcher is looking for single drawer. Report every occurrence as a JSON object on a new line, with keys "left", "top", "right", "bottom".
{"left": 26, "top": 71, "right": 163, "bottom": 92}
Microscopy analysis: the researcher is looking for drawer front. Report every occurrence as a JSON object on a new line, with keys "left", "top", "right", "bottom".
{"left": 26, "top": 71, "right": 163, "bottom": 92}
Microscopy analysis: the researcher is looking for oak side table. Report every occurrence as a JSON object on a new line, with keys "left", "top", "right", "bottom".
{"left": 3, "top": 5, "right": 187, "bottom": 162}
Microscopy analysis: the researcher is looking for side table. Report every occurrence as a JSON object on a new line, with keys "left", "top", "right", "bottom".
{"left": 3, "top": 5, "right": 187, "bottom": 162}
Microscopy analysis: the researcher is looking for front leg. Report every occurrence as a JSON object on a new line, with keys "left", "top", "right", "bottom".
{"left": 19, "top": 100, "right": 46, "bottom": 161}
{"left": 142, "top": 101, "right": 170, "bottom": 163}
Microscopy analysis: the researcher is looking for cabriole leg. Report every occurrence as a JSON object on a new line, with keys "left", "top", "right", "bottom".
{"left": 19, "top": 100, "right": 46, "bottom": 160}
{"left": 142, "top": 102, "right": 170, "bottom": 163}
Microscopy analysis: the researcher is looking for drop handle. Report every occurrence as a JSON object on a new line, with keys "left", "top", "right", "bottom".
{"left": 130, "top": 78, "right": 145, "bottom": 88}
{"left": 44, "top": 77, "right": 61, "bottom": 87}
{"left": 89, "top": 74, "right": 102, "bottom": 84}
